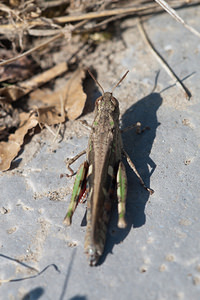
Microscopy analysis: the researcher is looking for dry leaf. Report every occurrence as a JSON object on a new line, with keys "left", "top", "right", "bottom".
{"left": 29, "top": 68, "right": 87, "bottom": 121}
{"left": 0, "top": 68, "right": 87, "bottom": 171}
{"left": 64, "top": 68, "right": 87, "bottom": 120}
{"left": 0, "top": 112, "right": 38, "bottom": 171}
{"left": 37, "top": 106, "right": 65, "bottom": 125}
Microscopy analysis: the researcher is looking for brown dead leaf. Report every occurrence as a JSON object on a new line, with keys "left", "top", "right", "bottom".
{"left": 0, "top": 68, "right": 87, "bottom": 171}
{"left": 37, "top": 106, "right": 65, "bottom": 125}
{"left": 64, "top": 68, "right": 87, "bottom": 120}
{"left": 0, "top": 112, "right": 38, "bottom": 171}
{"left": 29, "top": 68, "right": 87, "bottom": 121}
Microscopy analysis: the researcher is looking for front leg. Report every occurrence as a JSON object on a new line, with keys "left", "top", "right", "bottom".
{"left": 63, "top": 161, "right": 89, "bottom": 226}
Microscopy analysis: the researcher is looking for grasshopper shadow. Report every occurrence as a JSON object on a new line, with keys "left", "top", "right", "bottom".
{"left": 99, "top": 92, "right": 162, "bottom": 265}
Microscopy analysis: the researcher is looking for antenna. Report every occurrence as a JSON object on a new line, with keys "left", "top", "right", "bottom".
{"left": 111, "top": 70, "right": 129, "bottom": 94}
{"left": 88, "top": 69, "right": 105, "bottom": 95}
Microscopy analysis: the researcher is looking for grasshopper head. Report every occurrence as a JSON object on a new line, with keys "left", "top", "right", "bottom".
{"left": 88, "top": 69, "right": 129, "bottom": 114}
{"left": 95, "top": 92, "right": 119, "bottom": 112}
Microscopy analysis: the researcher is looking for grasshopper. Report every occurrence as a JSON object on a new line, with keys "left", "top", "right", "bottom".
{"left": 63, "top": 70, "right": 154, "bottom": 266}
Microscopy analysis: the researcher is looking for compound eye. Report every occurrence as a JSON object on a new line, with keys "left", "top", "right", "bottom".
{"left": 111, "top": 96, "right": 118, "bottom": 107}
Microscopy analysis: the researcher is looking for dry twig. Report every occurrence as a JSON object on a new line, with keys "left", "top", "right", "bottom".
{"left": 138, "top": 18, "right": 192, "bottom": 99}
{"left": 0, "top": 20, "right": 87, "bottom": 67}
{"left": 155, "top": 0, "right": 200, "bottom": 38}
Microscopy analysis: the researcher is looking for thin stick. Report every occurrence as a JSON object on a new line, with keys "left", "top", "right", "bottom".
{"left": 1, "top": 1, "right": 198, "bottom": 34}
{"left": 44, "top": 124, "right": 58, "bottom": 137}
{"left": 20, "top": 61, "right": 68, "bottom": 91}
{"left": 0, "top": 32, "right": 63, "bottom": 67}
{"left": 0, "top": 20, "right": 87, "bottom": 67}
{"left": 53, "top": 5, "right": 156, "bottom": 23}
{"left": 0, "top": 263, "right": 59, "bottom": 283}
{"left": 53, "top": 1, "right": 199, "bottom": 24}
{"left": 51, "top": 123, "right": 61, "bottom": 144}
{"left": 138, "top": 19, "right": 192, "bottom": 100}
{"left": 155, "top": 0, "right": 200, "bottom": 39}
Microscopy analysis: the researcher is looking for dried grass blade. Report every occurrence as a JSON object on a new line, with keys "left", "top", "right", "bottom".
{"left": 155, "top": 0, "right": 200, "bottom": 38}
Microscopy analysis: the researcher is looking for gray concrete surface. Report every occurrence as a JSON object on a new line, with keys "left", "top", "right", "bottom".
{"left": 1, "top": 6, "right": 200, "bottom": 300}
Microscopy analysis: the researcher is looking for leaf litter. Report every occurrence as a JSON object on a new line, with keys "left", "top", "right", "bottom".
{"left": 0, "top": 68, "right": 86, "bottom": 171}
